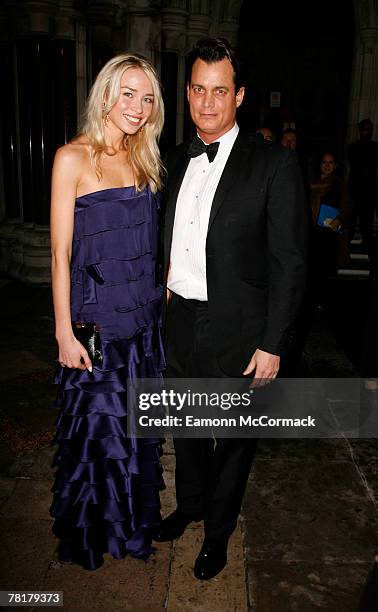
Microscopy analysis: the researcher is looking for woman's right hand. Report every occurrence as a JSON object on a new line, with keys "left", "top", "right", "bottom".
{"left": 57, "top": 334, "right": 93, "bottom": 371}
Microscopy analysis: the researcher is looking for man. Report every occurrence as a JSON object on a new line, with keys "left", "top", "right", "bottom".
{"left": 155, "top": 38, "right": 307, "bottom": 580}
{"left": 280, "top": 127, "right": 297, "bottom": 150}
{"left": 256, "top": 126, "right": 274, "bottom": 142}
{"left": 347, "top": 118, "right": 378, "bottom": 255}
{"left": 281, "top": 126, "right": 310, "bottom": 207}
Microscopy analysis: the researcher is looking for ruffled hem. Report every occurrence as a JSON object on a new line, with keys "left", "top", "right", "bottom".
{"left": 55, "top": 528, "right": 156, "bottom": 570}
{"left": 50, "top": 324, "right": 165, "bottom": 570}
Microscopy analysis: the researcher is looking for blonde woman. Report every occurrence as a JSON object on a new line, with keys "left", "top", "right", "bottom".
{"left": 50, "top": 54, "right": 165, "bottom": 570}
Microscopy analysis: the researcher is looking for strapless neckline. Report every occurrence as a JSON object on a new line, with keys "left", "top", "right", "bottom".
{"left": 75, "top": 185, "right": 136, "bottom": 201}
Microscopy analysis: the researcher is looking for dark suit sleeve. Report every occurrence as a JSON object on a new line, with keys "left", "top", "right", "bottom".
{"left": 259, "top": 149, "right": 308, "bottom": 355}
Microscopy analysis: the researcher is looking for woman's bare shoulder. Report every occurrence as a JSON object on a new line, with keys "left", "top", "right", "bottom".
{"left": 54, "top": 136, "right": 91, "bottom": 172}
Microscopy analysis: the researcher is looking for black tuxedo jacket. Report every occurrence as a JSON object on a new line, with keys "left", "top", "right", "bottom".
{"left": 163, "top": 130, "right": 308, "bottom": 376}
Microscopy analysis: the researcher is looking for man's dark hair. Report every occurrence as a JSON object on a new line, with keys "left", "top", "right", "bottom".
{"left": 359, "top": 118, "right": 373, "bottom": 131}
{"left": 186, "top": 37, "right": 243, "bottom": 92}
{"left": 281, "top": 127, "right": 297, "bottom": 136}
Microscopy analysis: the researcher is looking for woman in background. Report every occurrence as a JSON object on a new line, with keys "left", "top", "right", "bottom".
{"left": 310, "top": 151, "right": 351, "bottom": 307}
{"left": 49, "top": 53, "right": 165, "bottom": 570}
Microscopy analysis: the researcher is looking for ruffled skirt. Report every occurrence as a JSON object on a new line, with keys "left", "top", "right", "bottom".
{"left": 50, "top": 326, "right": 165, "bottom": 570}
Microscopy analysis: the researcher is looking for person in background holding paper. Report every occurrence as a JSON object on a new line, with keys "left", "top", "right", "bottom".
{"left": 310, "top": 151, "right": 351, "bottom": 308}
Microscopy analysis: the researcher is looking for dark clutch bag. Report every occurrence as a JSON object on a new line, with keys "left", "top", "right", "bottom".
{"left": 72, "top": 321, "right": 103, "bottom": 366}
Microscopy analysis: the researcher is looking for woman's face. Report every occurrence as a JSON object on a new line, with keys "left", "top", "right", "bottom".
{"left": 106, "top": 67, "right": 154, "bottom": 136}
{"left": 320, "top": 154, "right": 336, "bottom": 178}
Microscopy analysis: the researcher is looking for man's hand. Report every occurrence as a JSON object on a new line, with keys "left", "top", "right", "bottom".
{"left": 166, "top": 262, "right": 172, "bottom": 303}
{"left": 243, "top": 348, "right": 280, "bottom": 387}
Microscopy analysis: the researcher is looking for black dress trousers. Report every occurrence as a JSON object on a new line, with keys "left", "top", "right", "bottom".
{"left": 165, "top": 292, "right": 257, "bottom": 541}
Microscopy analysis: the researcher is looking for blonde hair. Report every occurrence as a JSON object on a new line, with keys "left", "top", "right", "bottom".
{"left": 81, "top": 53, "right": 164, "bottom": 192}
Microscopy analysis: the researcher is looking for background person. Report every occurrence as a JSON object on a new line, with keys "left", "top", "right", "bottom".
{"left": 347, "top": 118, "right": 378, "bottom": 256}
{"left": 310, "top": 150, "right": 351, "bottom": 307}
{"left": 256, "top": 126, "right": 274, "bottom": 142}
{"left": 280, "top": 127, "right": 297, "bottom": 150}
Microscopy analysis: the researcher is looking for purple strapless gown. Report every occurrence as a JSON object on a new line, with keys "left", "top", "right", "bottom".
{"left": 50, "top": 186, "right": 165, "bottom": 570}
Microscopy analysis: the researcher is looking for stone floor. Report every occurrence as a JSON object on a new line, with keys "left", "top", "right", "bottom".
{"left": 0, "top": 280, "right": 377, "bottom": 611}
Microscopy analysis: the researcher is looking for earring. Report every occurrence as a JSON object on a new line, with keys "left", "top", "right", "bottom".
{"left": 103, "top": 113, "right": 110, "bottom": 126}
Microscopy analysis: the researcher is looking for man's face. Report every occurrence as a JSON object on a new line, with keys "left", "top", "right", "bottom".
{"left": 360, "top": 124, "right": 372, "bottom": 142}
{"left": 281, "top": 132, "right": 297, "bottom": 150}
{"left": 187, "top": 58, "right": 244, "bottom": 143}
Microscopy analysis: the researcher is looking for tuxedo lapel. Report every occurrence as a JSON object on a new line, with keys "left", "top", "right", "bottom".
{"left": 208, "top": 131, "right": 253, "bottom": 231}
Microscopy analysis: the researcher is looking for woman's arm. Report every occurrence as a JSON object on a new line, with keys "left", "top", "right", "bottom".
{"left": 50, "top": 146, "right": 92, "bottom": 371}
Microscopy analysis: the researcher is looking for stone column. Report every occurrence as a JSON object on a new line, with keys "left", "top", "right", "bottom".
{"left": 53, "top": 0, "right": 77, "bottom": 146}
{"left": 181, "top": 1, "right": 212, "bottom": 141}
{"left": 214, "top": 0, "right": 242, "bottom": 46}
{"left": 86, "top": 0, "right": 119, "bottom": 80}
{"left": 124, "top": 1, "right": 161, "bottom": 65}
{"left": 186, "top": 1, "right": 211, "bottom": 49}
{"left": 347, "top": 0, "right": 378, "bottom": 142}
{"left": 161, "top": 1, "right": 188, "bottom": 146}
{"left": 0, "top": 3, "right": 21, "bottom": 223}
{"left": 0, "top": 1, "right": 58, "bottom": 283}
{"left": 17, "top": 1, "right": 58, "bottom": 227}
{"left": 76, "top": 16, "right": 87, "bottom": 124}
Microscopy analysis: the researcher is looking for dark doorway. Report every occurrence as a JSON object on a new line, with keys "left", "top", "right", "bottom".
{"left": 238, "top": 0, "right": 355, "bottom": 172}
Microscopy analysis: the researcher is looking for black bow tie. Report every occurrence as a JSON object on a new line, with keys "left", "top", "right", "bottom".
{"left": 188, "top": 135, "right": 220, "bottom": 163}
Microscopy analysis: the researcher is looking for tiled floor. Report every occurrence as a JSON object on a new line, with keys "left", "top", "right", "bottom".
{"left": 0, "top": 281, "right": 377, "bottom": 611}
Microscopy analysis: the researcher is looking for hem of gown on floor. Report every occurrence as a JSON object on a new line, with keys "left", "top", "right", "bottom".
{"left": 50, "top": 323, "right": 165, "bottom": 571}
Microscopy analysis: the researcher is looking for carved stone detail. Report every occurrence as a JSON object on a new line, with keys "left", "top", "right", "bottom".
{"left": 54, "top": 0, "right": 78, "bottom": 39}
{"left": 161, "top": 5, "right": 188, "bottom": 52}
{"left": 86, "top": 0, "right": 122, "bottom": 26}
{"left": 19, "top": 0, "right": 59, "bottom": 35}
{"left": 0, "top": 222, "right": 51, "bottom": 284}
{"left": 186, "top": 12, "right": 211, "bottom": 50}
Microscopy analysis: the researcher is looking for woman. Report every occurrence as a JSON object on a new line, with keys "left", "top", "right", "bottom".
{"left": 310, "top": 151, "right": 351, "bottom": 306}
{"left": 49, "top": 54, "right": 165, "bottom": 570}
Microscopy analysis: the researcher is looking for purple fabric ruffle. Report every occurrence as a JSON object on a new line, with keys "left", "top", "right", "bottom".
{"left": 50, "top": 186, "right": 165, "bottom": 570}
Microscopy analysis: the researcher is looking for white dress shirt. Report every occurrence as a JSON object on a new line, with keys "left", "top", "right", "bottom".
{"left": 168, "top": 123, "right": 239, "bottom": 301}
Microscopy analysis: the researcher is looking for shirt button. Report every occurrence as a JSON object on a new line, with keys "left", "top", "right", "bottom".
{"left": 186, "top": 248, "right": 189, "bottom": 252}
{"left": 190, "top": 221, "right": 193, "bottom": 224}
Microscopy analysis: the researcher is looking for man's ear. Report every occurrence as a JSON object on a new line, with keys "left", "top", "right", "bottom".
{"left": 236, "top": 86, "right": 245, "bottom": 108}
{"left": 186, "top": 82, "right": 190, "bottom": 102}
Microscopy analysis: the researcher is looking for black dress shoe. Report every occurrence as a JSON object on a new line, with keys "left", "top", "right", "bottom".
{"left": 193, "top": 538, "right": 228, "bottom": 580}
{"left": 153, "top": 509, "right": 194, "bottom": 542}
